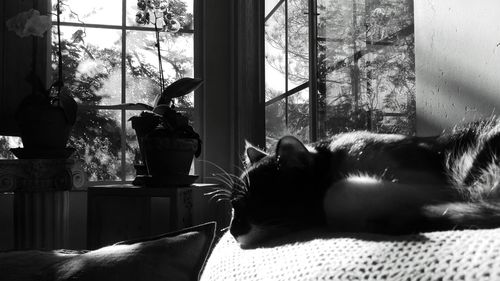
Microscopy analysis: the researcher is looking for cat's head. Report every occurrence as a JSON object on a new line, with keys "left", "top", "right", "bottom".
{"left": 229, "top": 136, "right": 324, "bottom": 248}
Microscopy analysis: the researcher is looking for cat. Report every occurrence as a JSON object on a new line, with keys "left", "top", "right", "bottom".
{"left": 223, "top": 118, "right": 500, "bottom": 248}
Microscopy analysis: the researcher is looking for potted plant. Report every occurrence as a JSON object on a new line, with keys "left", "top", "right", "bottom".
{"left": 7, "top": 2, "right": 77, "bottom": 158}
{"left": 129, "top": 78, "right": 203, "bottom": 182}
{"left": 129, "top": 0, "right": 202, "bottom": 185}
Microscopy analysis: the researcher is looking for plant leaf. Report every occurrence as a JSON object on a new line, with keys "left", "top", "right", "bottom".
{"left": 156, "top": 77, "right": 203, "bottom": 106}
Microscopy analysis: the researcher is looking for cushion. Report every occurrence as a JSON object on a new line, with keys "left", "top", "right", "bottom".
{"left": 0, "top": 249, "right": 82, "bottom": 281}
{"left": 200, "top": 227, "right": 500, "bottom": 281}
{"left": 0, "top": 222, "right": 216, "bottom": 281}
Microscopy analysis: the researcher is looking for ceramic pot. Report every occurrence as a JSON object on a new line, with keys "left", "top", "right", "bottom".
{"left": 130, "top": 113, "right": 200, "bottom": 178}
{"left": 16, "top": 97, "right": 72, "bottom": 150}
{"left": 130, "top": 114, "right": 161, "bottom": 166}
{"left": 142, "top": 136, "right": 198, "bottom": 177}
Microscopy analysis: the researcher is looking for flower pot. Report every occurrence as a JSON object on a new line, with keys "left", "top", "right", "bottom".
{"left": 142, "top": 136, "right": 198, "bottom": 177}
{"left": 16, "top": 99, "right": 72, "bottom": 150}
{"left": 129, "top": 112, "right": 202, "bottom": 184}
{"left": 130, "top": 114, "right": 161, "bottom": 166}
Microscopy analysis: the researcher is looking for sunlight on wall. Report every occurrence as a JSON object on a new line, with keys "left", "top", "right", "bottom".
{"left": 415, "top": 0, "right": 500, "bottom": 136}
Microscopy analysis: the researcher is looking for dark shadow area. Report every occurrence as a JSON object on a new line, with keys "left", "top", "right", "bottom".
{"left": 238, "top": 227, "right": 430, "bottom": 250}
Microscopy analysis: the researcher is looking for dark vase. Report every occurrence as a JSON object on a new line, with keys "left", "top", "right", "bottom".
{"left": 16, "top": 95, "right": 72, "bottom": 150}
{"left": 142, "top": 136, "right": 198, "bottom": 177}
{"left": 130, "top": 115, "right": 198, "bottom": 178}
{"left": 130, "top": 114, "right": 161, "bottom": 166}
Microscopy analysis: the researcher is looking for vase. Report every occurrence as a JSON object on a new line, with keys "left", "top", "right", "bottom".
{"left": 130, "top": 114, "right": 161, "bottom": 166}
{"left": 130, "top": 115, "right": 199, "bottom": 182}
{"left": 16, "top": 95, "right": 72, "bottom": 151}
{"left": 142, "top": 136, "right": 198, "bottom": 177}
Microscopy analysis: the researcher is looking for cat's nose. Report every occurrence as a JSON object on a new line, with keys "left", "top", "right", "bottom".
{"left": 229, "top": 219, "right": 251, "bottom": 239}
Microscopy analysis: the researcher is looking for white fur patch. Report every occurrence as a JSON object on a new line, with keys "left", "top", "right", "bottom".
{"left": 345, "top": 174, "right": 382, "bottom": 185}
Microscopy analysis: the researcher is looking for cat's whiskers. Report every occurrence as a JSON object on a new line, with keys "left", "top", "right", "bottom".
{"left": 207, "top": 192, "right": 231, "bottom": 203}
{"left": 235, "top": 162, "right": 250, "bottom": 190}
{"left": 212, "top": 173, "right": 242, "bottom": 193}
{"left": 205, "top": 174, "right": 248, "bottom": 203}
{"left": 198, "top": 159, "right": 249, "bottom": 195}
{"left": 207, "top": 175, "right": 234, "bottom": 192}
{"left": 204, "top": 189, "right": 231, "bottom": 196}
{"left": 240, "top": 172, "right": 250, "bottom": 192}
{"left": 213, "top": 172, "right": 243, "bottom": 185}
{"left": 204, "top": 184, "right": 232, "bottom": 200}
{"left": 198, "top": 159, "right": 241, "bottom": 186}
{"left": 214, "top": 172, "right": 249, "bottom": 194}
{"left": 211, "top": 173, "right": 248, "bottom": 198}
{"left": 235, "top": 163, "right": 247, "bottom": 175}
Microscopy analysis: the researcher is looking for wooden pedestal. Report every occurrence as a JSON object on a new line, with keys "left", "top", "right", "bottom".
{"left": 0, "top": 159, "right": 72, "bottom": 250}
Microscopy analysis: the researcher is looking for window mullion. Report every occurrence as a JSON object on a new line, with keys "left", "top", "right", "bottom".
{"left": 308, "top": 0, "right": 318, "bottom": 141}
{"left": 285, "top": 0, "right": 288, "bottom": 127}
{"left": 120, "top": 0, "right": 127, "bottom": 182}
{"left": 265, "top": 0, "right": 285, "bottom": 22}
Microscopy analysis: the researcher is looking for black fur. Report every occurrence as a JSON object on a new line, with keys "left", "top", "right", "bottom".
{"left": 228, "top": 118, "right": 500, "bottom": 247}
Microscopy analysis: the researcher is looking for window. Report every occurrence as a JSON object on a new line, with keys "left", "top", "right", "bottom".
{"left": 264, "top": 0, "right": 415, "bottom": 146}
{"left": 51, "top": 0, "right": 196, "bottom": 183}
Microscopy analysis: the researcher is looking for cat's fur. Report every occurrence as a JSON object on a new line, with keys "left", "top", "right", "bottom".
{"left": 228, "top": 118, "right": 500, "bottom": 248}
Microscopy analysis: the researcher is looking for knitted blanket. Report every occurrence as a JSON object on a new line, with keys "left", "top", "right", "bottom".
{"left": 201, "top": 228, "right": 500, "bottom": 280}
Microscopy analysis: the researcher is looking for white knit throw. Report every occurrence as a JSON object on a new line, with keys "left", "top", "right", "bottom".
{"left": 201, "top": 228, "right": 500, "bottom": 281}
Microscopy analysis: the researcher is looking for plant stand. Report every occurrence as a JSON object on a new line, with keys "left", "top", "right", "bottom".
{"left": 14, "top": 190, "right": 69, "bottom": 249}
{"left": 0, "top": 159, "right": 74, "bottom": 249}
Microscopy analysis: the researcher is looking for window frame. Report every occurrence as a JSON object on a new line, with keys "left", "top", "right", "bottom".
{"left": 264, "top": 0, "right": 415, "bottom": 142}
{"left": 52, "top": 0, "right": 199, "bottom": 185}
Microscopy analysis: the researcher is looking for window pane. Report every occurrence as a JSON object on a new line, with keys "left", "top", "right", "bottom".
{"left": 70, "top": 109, "right": 122, "bottom": 181}
{"left": 126, "top": 0, "right": 194, "bottom": 30}
{"left": 316, "top": 0, "right": 415, "bottom": 137}
{"left": 377, "top": 115, "right": 413, "bottom": 135}
{"left": 265, "top": 100, "right": 287, "bottom": 149}
{"left": 265, "top": 0, "right": 310, "bottom": 142}
{"left": 52, "top": 26, "right": 122, "bottom": 106}
{"left": 54, "top": 0, "right": 122, "bottom": 25}
{"left": 287, "top": 0, "right": 309, "bottom": 142}
{"left": 265, "top": 3, "right": 286, "bottom": 101}
{"left": 265, "top": 0, "right": 282, "bottom": 17}
{"left": 287, "top": 0, "right": 309, "bottom": 86}
{"left": 288, "top": 89, "right": 310, "bottom": 143}
{"left": 0, "top": 137, "right": 22, "bottom": 159}
{"left": 125, "top": 31, "right": 194, "bottom": 104}
{"left": 126, "top": 110, "right": 142, "bottom": 181}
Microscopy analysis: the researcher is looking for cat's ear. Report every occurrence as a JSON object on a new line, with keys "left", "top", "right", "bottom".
{"left": 244, "top": 141, "right": 268, "bottom": 166}
{"left": 276, "top": 136, "right": 312, "bottom": 169}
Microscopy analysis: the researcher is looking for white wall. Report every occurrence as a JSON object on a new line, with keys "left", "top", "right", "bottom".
{"left": 415, "top": 0, "right": 500, "bottom": 136}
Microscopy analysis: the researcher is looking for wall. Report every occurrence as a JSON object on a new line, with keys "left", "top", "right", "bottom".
{"left": 0, "top": 0, "right": 49, "bottom": 136}
{"left": 415, "top": 0, "right": 500, "bottom": 136}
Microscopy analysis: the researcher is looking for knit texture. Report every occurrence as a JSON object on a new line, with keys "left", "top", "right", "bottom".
{"left": 201, "top": 228, "right": 500, "bottom": 281}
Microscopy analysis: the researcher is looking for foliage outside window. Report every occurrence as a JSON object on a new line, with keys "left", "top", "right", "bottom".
{"left": 264, "top": 0, "right": 415, "bottom": 147}
{"left": 51, "top": 0, "right": 196, "bottom": 183}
